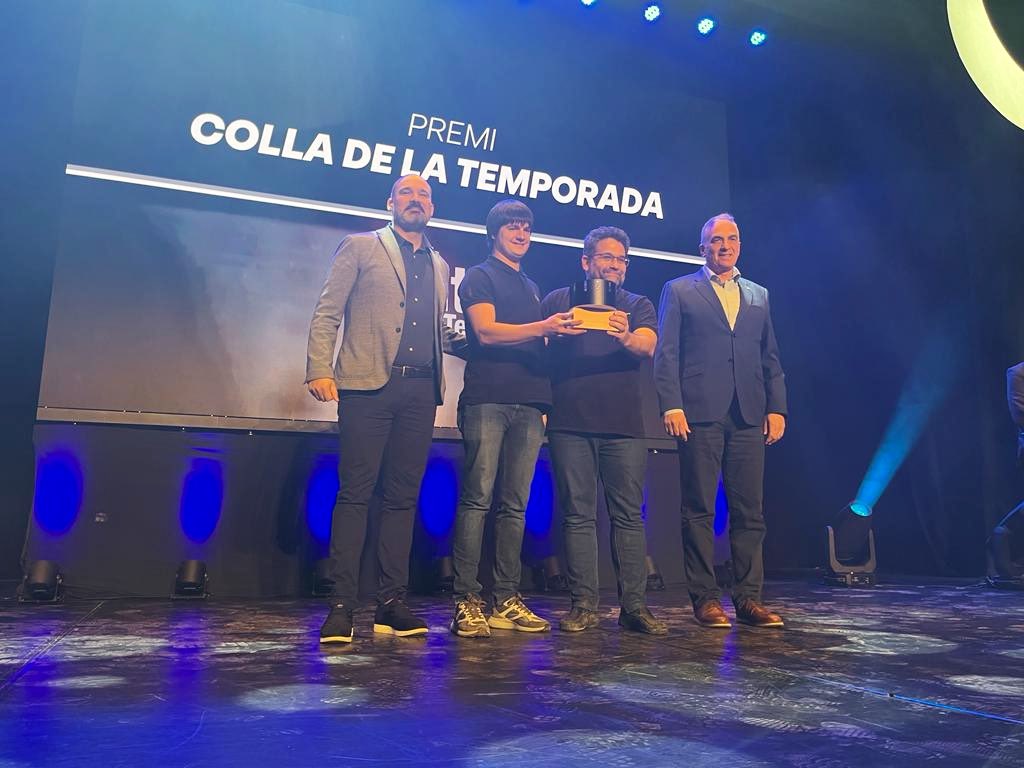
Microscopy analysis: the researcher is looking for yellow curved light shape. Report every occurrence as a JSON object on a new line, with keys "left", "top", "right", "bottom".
{"left": 948, "top": 0, "right": 1024, "bottom": 131}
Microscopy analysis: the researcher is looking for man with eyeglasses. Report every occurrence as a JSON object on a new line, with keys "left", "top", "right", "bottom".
{"left": 654, "top": 213, "right": 787, "bottom": 630}
{"left": 449, "top": 199, "right": 584, "bottom": 638}
{"left": 540, "top": 226, "right": 667, "bottom": 635}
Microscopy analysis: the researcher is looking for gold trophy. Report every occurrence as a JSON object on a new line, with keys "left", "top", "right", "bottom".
{"left": 569, "top": 278, "right": 618, "bottom": 331}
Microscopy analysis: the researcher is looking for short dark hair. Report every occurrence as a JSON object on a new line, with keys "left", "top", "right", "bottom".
{"left": 700, "top": 212, "right": 737, "bottom": 245}
{"left": 583, "top": 226, "right": 630, "bottom": 257}
{"left": 485, "top": 199, "right": 534, "bottom": 249}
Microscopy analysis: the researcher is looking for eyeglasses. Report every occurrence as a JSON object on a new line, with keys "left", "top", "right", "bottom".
{"left": 589, "top": 254, "right": 630, "bottom": 266}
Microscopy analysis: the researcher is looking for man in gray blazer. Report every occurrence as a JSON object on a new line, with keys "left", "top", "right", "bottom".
{"left": 655, "top": 212, "right": 787, "bottom": 629}
{"left": 307, "top": 174, "right": 453, "bottom": 644}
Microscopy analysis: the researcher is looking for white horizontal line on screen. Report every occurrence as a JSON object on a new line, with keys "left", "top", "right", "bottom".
{"left": 64, "top": 164, "right": 704, "bottom": 265}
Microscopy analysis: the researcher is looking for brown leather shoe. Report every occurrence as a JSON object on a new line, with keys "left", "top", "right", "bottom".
{"left": 735, "top": 600, "right": 784, "bottom": 628}
{"left": 694, "top": 600, "right": 732, "bottom": 628}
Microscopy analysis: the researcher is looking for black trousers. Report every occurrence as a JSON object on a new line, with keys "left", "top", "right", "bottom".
{"left": 328, "top": 375, "right": 436, "bottom": 605}
{"left": 677, "top": 398, "right": 766, "bottom": 608}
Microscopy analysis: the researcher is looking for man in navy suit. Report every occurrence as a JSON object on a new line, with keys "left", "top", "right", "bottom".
{"left": 654, "top": 213, "right": 787, "bottom": 629}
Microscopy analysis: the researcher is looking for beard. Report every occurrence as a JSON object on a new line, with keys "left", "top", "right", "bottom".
{"left": 394, "top": 206, "right": 428, "bottom": 232}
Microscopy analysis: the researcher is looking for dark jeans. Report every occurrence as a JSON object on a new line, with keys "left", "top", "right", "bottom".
{"left": 548, "top": 432, "right": 649, "bottom": 612}
{"left": 678, "top": 399, "right": 766, "bottom": 608}
{"left": 328, "top": 376, "right": 436, "bottom": 606}
{"left": 452, "top": 403, "right": 545, "bottom": 604}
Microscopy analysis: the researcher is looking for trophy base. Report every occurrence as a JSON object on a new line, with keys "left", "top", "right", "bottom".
{"left": 572, "top": 306, "right": 614, "bottom": 331}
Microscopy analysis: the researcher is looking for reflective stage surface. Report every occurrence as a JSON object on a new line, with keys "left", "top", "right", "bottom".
{"left": 1, "top": 582, "right": 1022, "bottom": 766}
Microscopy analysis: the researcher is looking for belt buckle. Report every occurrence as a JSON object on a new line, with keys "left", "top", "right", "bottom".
{"left": 395, "top": 364, "right": 430, "bottom": 378}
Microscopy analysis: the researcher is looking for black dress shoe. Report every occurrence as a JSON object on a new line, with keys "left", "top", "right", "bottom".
{"left": 618, "top": 606, "right": 668, "bottom": 635}
{"left": 320, "top": 603, "right": 354, "bottom": 644}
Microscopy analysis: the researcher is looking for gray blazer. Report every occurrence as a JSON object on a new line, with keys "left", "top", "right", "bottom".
{"left": 306, "top": 225, "right": 454, "bottom": 405}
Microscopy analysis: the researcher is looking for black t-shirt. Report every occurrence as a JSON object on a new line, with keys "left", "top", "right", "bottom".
{"left": 540, "top": 286, "right": 657, "bottom": 437}
{"left": 458, "top": 256, "right": 552, "bottom": 411}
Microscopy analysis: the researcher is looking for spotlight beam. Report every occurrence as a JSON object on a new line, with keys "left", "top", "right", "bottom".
{"left": 855, "top": 331, "right": 962, "bottom": 509}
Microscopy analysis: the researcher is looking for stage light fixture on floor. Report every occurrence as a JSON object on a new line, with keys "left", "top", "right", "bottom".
{"left": 697, "top": 17, "right": 716, "bottom": 36}
{"left": 824, "top": 502, "right": 876, "bottom": 587}
{"left": 644, "top": 4, "right": 661, "bottom": 23}
{"left": 645, "top": 555, "right": 665, "bottom": 591}
{"left": 987, "top": 502, "right": 1024, "bottom": 590}
{"left": 19, "top": 560, "right": 63, "bottom": 603}
{"left": 749, "top": 29, "right": 768, "bottom": 46}
{"left": 312, "top": 558, "right": 334, "bottom": 597}
{"left": 434, "top": 555, "right": 454, "bottom": 594}
{"left": 529, "top": 555, "right": 568, "bottom": 593}
{"left": 173, "top": 560, "right": 209, "bottom": 599}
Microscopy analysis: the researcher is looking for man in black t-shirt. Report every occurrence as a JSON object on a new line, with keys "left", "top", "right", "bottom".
{"left": 450, "top": 200, "right": 584, "bottom": 638}
{"left": 541, "top": 226, "right": 668, "bottom": 635}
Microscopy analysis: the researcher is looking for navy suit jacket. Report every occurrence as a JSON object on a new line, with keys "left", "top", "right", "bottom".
{"left": 654, "top": 269, "right": 787, "bottom": 426}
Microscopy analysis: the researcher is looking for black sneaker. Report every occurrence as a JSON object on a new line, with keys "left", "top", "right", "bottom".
{"left": 618, "top": 606, "right": 669, "bottom": 635}
{"left": 559, "top": 606, "right": 600, "bottom": 632}
{"left": 373, "top": 599, "right": 429, "bottom": 637}
{"left": 320, "top": 603, "right": 354, "bottom": 644}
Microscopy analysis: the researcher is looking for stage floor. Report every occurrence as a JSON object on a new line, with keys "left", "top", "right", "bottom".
{"left": 1, "top": 581, "right": 1022, "bottom": 767}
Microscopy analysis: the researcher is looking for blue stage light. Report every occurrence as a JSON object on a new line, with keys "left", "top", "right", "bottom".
{"left": 580, "top": 0, "right": 597, "bottom": 6}
{"left": 305, "top": 455, "right": 338, "bottom": 544}
{"left": 418, "top": 456, "right": 458, "bottom": 537}
{"left": 644, "top": 4, "right": 661, "bottom": 23}
{"left": 525, "top": 458, "right": 554, "bottom": 535}
{"left": 849, "top": 501, "right": 872, "bottom": 517}
{"left": 749, "top": 29, "right": 767, "bottom": 46}
{"left": 825, "top": 502, "right": 877, "bottom": 586}
{"left": 714, "top": 478, "right": 729, "bottom": 536}
{"left": 855, "top": 330, "right": 961, "bottom": 511}
{"left": 697, "top": 17, "right": 716, "bottom": 35}
{"left": 179, "top": 457, "right": 223, "bottom": 543}
{"left": 34, "top": 450, "right": 84, "bottom": 535}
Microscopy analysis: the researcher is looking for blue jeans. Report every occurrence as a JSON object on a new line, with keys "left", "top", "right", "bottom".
{"left": 453, "top": 403, "right": 546, "bottom": 604}
{"left": 548, "top": 431, "right": 649, "bottom": 612}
